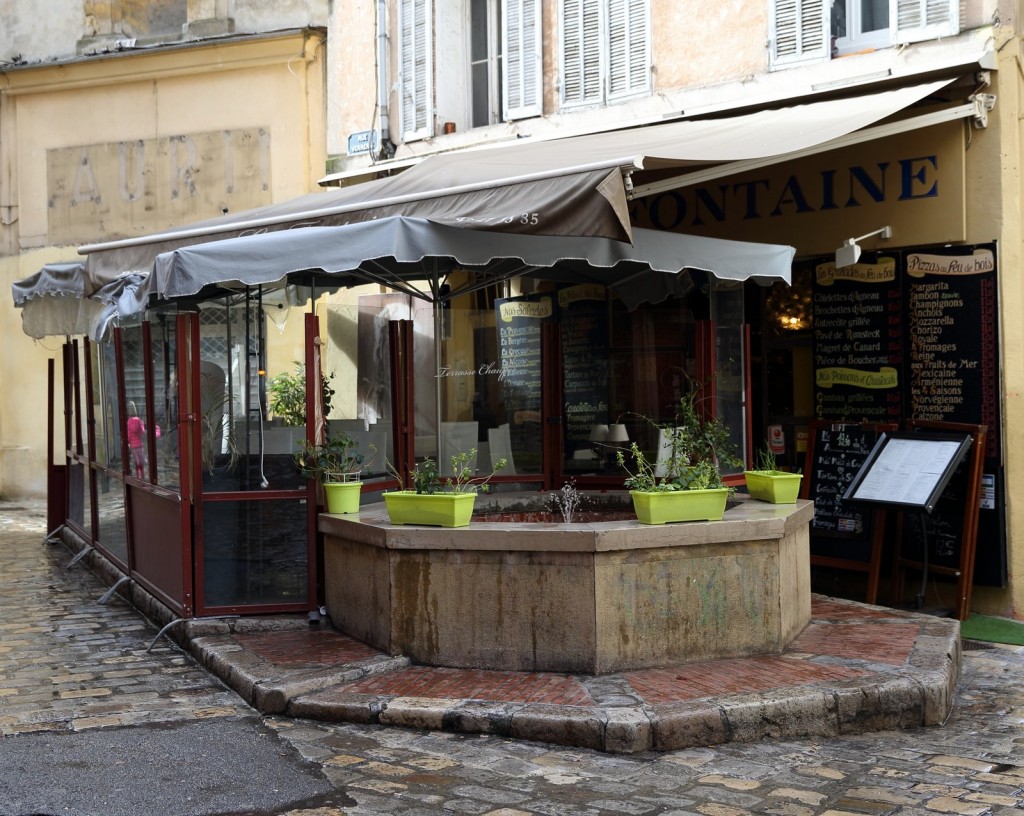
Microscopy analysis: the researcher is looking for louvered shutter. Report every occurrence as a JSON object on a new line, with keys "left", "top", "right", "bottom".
{"left": 769, "top": 0, "right": 829, "bottom": 68}
{"left": 608, "top": 0, "right": 650, "bottom": 100}
{"left": 560, "top": 0, "right": 602, "bottom": 106}
{"left": 400, "top": 0, "right": 434, "bottom": 141}
{"left": 503, "top": 0, "right": 543, "bottom": 119}
{"left": 892, "top": 0, "right": 959, "bottom": 43}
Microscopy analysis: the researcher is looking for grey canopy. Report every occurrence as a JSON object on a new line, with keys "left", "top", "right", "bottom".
{"left": 143, "top": 216, "right": 795, "bottom": 311}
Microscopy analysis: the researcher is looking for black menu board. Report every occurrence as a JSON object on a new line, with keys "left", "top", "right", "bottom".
{"left": 812, "top": 253, "right": 904, "bottom": 423}
{"left": 495, "top": 293, "right": 553, "bottom": 465}
{"left": 559, "top": 284, "right": 609, "bottom": 455}
{"left": 902, "top": 244, "right": 1004, "bottom": 587}
{"left": 803, "top": 421, "right": 896, "bottom": 564}
{"left": 802, "top": 419, "right": 892, "bottom": 548}
{"left": 903, "top": 245, "right": 999, "bottom": 457}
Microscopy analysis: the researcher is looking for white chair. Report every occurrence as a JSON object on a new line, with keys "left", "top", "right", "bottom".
{"left": 440, "top": 421, "right": 479, "bottom": 471}
{"left": 350, "top": 429, "right": 387, "bottom": 474}
{"left": 329, "top": 418, "right": 368, "bottom": 436}
{"left": 488, "top": 423, "right": 516, "bottom": 475}
{"left": 654, "top": 428, "right": 681, "bottom": 478}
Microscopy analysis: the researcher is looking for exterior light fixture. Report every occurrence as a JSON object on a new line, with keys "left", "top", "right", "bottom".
{"left": 835, "top": 226, "right": 892, "bottom": 268}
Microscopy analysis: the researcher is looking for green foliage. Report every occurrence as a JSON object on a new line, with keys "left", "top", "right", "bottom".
{"left": 754, "top": 445, "right": 779, "bottom": 473}
{"left": 267, "top": 363, "right": 335, "bottom": 426}
{"left": 389, "top": 448, "right": 507, "bottom": 494}
{"left": 294, "top": 432, "right": 365, "bottom": 483}
{"left": 616, "top": 387, "right": 740, "bottom": 493}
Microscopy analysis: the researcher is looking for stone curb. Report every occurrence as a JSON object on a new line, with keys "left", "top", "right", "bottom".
{"left": 56, "top": 530, "right": 963, "bottom": 754}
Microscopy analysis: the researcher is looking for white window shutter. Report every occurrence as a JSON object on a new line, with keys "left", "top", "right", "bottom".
{"left": 560, "top": 0, "right": 601, "bottom": 107}
{"left": 769, "top": 0, "right": 829, "bottom": 69}
{"left": 400, "top": 0, "right": 434, "bottom": 141}
{"left": 503, "top": 0, "right": 543, "bottom": 120}
{"left": 607, "top": 0, "right": 651, "bottom": 100}
{"left": 892, "top": 0, "right": 959, "bottom": 43}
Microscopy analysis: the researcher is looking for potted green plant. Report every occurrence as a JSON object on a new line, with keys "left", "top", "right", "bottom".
{"left": 383, "top": 448, "right": 507, "bottom": 527}
{"left": 267, "top": 362, "right": 336, "bottom": 426}
{"left": 294, "top": 431, "right": 366, "bottom": 514}
{"left": 616, "top": 389, "right": 741, "bottom": 524}
{"left": 743, "top": 445, "right": 803, "bottom": 504}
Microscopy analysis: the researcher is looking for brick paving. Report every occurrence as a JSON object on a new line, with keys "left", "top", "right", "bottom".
{"left": 211, "top": 597, "right": 938, "bottom": 722}
{"left": 623, "top": 656, "right": 868, "bottom": 704}
{"left": 7, "top": 496, "right": 1024, "bottom": 816}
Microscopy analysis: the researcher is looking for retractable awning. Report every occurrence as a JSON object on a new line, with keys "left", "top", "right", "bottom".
{"left": 79, "top": 79, "right": 965, "bottom": 294}
{"left": 11, "top": 261, "right": 147, "bottom": 339}
{"left": 11, "top": 262, "right": 93, "bottom": 338}
{"left": 143, "top": 216, "right": 795, "bottom": 312}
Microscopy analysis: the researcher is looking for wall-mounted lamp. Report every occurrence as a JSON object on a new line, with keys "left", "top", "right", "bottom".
{"left": 835, "top": 226, "right": 892, "bottom": 268}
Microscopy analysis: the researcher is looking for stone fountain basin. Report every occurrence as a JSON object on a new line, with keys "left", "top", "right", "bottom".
{"left": 319, "top": 492, "right": 814, "bottom": 674}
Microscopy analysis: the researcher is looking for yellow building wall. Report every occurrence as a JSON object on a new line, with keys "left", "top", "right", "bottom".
{"left": 0, "top": 30, "right": 327, "bottom": 498}
{"left": 969, "top": 33, "right": 1024, "bottom": 618}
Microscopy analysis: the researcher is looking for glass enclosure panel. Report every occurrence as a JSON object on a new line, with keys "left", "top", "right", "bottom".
{"left": 201, "top": 499, "right": 308, "bottom": 607}
{"left": 711, "top": 283, "right": 747, "bottom": 473}
{"left": 67, "top": 458, "right": 87, "bottom": 533}
{"left": 604, "top": 293, "right": 698, "bottom": 474}
{"left": 149, "top": 315, "right": 181, "bottom": 489}
{"left": 121, "top": 325, "right": 153, "bottom": 480}
{"left": 66, "top": 344, "right": 79, "bottom": 457}
{"left": 323, "top": 293, "right": 398, "bottom": 482}
{"left": 425, "top": 290, "right": 546, "bottom": 478}
{"left": 93, "top": 340, "right": 121, "bottom": 470}
{"left": 95, "top": 469, "right": 128, "bottom": 565}
{"left": 198, "top": 294, "right": 304, "bottom": 492}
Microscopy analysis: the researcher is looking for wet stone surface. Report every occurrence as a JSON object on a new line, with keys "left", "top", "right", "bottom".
{"left": 2, "top": 497, "right": 1024, "bottom": 815}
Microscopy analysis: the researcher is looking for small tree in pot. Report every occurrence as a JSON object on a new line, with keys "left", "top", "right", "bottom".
{"left": 294, "top": 432, "right": 366, "bottom": 513}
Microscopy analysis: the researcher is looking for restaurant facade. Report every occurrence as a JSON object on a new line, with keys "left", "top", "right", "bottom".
{"left": 4, "top": 1, "right": 1022, "bottom": 622}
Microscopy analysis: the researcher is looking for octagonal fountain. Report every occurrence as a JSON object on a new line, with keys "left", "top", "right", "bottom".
{"left": 319, "top": 491, "right": 813, "bottom": 674}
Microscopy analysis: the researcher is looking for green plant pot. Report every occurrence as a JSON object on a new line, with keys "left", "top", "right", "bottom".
{"left": 323, "top": 481, "right": 362, "bottom": 514}
{"left": 383, "top": 491, "right": 477, "bottom": 527}
{"left": 743, "top": 471, "right": 803, "bottom": 504}
{"left": 629, "top": 488, "right": 729, "bottom": 524}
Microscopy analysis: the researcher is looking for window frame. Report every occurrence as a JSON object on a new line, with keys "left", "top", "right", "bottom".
{"left": 503, "top": 0, "right": 543, "bottom": 120}
{"left": 769, "top": 0, "right": 960, "bottom": 69}
{"left": 399, "top": 0, "right": 434, "bottom": 142}
{"left": 558, "top": 0, "right": 651, "bottom": 110}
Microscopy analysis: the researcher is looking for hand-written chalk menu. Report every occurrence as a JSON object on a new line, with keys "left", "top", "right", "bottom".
{"left": 559, "top": 285, "right": 609, "bottom": 453}
{"left": 495, "top": 294, "right": 553, "bottom": 459}
{"left": 903, "top": 245, "right": 1000, "bottom": 459}
{"left": 804, "top": 422, "right": 894, "bottom": 540}
{"left": 812, "top": 254, "right": 903, "bottom": 423}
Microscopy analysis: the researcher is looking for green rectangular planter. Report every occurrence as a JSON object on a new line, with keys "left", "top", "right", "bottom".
{"left": 629, "top": 488, "right": 729, "bottom": 524}
{"left": 383, "top": 491, "right": 477, "bottom": 527}
{"left": 743, "top": 471, "right": 803, "bottom": 504}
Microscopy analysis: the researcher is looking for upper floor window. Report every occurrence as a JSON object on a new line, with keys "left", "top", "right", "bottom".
{"left": 399, "top": 0, "right": 433, "bottom": 141}
{"left": 770, "top": 0, "right": 960, "bottom": 68}
{"left": 400, "top": 0, "right": 541, "bottom": 141}
{"left": 559, "top": 0, "right": 651, "bottom": 109}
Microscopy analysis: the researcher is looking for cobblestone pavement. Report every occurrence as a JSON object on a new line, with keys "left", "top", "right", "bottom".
{"left": 3, "top": 497, "right": 1024, "bottom": 815}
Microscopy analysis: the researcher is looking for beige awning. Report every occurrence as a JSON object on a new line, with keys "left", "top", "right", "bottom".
{"left": 79, "top": 79, "right": 959, "bottom": 294}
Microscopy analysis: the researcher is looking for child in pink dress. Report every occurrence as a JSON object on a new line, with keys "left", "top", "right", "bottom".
{"left": 126, "top": 402, "right": 160, "bottom": 479}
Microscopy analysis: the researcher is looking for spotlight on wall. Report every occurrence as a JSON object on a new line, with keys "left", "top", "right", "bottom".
{"left": 835, "top": 226, "right": 893, "bottom": 268}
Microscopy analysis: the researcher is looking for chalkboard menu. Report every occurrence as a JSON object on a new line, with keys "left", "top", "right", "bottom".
{"left": 495, "top": 294, "right": 553, "bottom": 463}
{"left": 803, "top": 421, "right": 896, "bottom": 566}
{"left": 903, "top": 245, "right": 999, "bottom": 458}
{"left": 808, "top": 242, "right": 1005, "bottom": 588}
{"left": 812, "top": 252, "right": 903, "bottom": 423}
{"left": 559, "top": 284, "right": 609, "bottom": 454}
{"left": 804, "top": 421, "right": 890, "bottom": 536}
